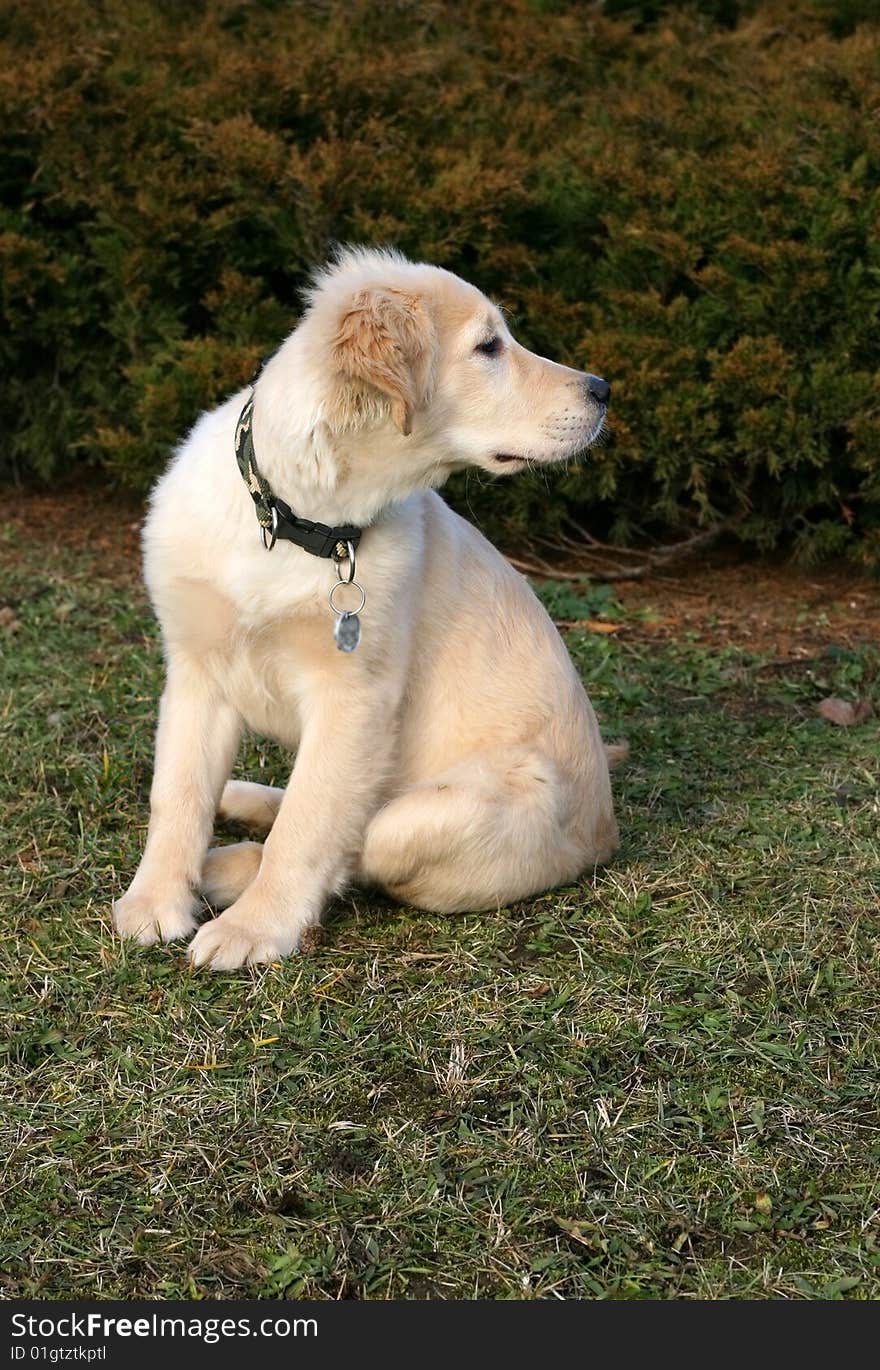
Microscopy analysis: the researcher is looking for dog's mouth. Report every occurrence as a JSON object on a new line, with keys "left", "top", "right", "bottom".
{"left": 492, "top": 408, "right": 608, "bottom": 469}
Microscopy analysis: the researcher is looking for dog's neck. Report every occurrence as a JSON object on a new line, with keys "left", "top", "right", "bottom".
{"left": 247, "top": 339, "right": 446, "bottom": 529}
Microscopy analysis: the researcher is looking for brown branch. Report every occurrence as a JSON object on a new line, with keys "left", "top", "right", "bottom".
{"left": 507, "top": 557, "right": 597, "bottom": 582}
{"left": 508, "top": 521, "right": 733, "bottom": 584}
{"left": 562, "top": 517, "right": 651, "bottom": 559}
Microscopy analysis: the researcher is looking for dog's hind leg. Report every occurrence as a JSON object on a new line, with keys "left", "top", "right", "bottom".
{"left": 200, "top": 841, "right": 263, "bottom": 908}
{"left": 359, "top": 745, "right": 617, "bottom": 914}
{"left": 218, "top": 780, "right": 285, "bottom": 832}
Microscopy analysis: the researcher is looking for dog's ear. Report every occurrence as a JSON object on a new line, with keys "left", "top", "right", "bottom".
{"left": 332, "top": 288, "right": 435, "bottom": 435}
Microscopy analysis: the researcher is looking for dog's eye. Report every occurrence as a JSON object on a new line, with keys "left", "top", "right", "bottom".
{"left": 474, "top": 336, "right": 503, "bottom": 357}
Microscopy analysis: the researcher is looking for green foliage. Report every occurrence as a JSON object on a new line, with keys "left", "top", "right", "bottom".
{"left": 532, "top": 576, "right": 624, "bottom": 621}
{"left": 1, "top": 0, "right": 879, "bottom": 563}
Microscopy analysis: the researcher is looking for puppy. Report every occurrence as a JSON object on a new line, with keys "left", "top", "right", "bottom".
{"left": 113, "top": 248, "right": 622, "bottom": 969}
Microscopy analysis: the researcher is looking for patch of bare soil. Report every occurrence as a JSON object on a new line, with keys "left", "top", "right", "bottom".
{"left": 616, "top": 554, "right": 880, "bottom": 657}
{"left": 0, "top": 485, "right": 144, "bottom": 582}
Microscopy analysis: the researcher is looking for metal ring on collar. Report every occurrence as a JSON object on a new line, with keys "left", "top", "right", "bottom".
{"left": 334, "top": 540, "right": 357, "bottom": 583}
{"left": 329, "top": 579, "right": 366, "bottom": 617}
{"left": 260, "top": 505, "right": 279, "bottom": 551}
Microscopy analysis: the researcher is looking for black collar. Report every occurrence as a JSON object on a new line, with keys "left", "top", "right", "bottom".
{"left": 234, "top": 363, "right": 363, "bottom": 558}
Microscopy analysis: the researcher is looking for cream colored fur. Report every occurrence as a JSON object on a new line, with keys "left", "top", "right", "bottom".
{"left": 113, "top": 248, "right": 622, "bottom": 970}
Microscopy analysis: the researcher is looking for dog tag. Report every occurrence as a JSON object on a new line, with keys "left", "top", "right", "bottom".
{"left": 329, "top": 559, "right": 365, "bottom": 653}
{"left": 334, "top": 611, "right": 361, "bottom": 653}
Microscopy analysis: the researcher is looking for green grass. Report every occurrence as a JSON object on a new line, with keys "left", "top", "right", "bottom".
{"left": 1, "top": 522, "right": 879, "bottom": 1300}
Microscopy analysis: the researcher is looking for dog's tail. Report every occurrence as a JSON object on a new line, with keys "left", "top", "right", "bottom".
{"left": 604, "top": 740, "right": 630, "bottom": 771}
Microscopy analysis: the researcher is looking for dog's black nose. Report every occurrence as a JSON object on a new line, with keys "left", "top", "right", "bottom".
{"left": 585, "top": 374, "right": 611, "bottom": 405}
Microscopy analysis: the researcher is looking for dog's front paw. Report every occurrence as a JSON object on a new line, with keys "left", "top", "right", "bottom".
{"left": 187, "top": 907, "right": 300, "bottom": 971}
{"left": 113, "top": 887, "right": 199, "bottom": 945}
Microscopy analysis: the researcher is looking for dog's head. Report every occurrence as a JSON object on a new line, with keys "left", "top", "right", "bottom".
{"left": 260, "top": 248, "right": 608, "bottom": 518}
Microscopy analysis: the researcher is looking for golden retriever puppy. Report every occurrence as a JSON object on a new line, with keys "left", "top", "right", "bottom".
{"left": 113, "top": 248, "right": 622, "bottom": 969}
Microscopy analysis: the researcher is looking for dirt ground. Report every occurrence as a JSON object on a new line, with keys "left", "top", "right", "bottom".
{"left": 2, "top": 486, "right": 879, "bottom": 658}
{"left": 618, "top": 555, "right": 880, "bottom": 657}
